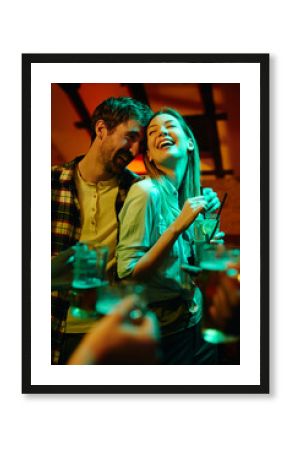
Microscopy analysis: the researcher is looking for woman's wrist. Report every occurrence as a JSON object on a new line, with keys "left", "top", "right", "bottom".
{"left": 170, "top": 220, "right": 184, "bottom": 236}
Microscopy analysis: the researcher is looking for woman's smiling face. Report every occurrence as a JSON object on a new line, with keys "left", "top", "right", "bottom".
{"left": 146, "top": 113, "right": 192, "bottom": 167}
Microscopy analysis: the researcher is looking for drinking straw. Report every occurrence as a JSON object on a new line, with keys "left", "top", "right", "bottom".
{"left": 208, "top": 192, "right": 228, "bottom": 242}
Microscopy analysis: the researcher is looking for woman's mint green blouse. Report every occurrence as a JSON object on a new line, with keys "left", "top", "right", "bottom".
{"left": 116, "top": 177, "right": 202, "bottom": 336}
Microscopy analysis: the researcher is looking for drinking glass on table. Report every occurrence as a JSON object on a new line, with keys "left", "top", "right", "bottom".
{"left": 69, "top": 241, "right": 108, "bottom": 318}
{"left": 53, "top": 241, "right": 148, "bottom": 324}
{"left": 70, "top": 246, "right": 147, "bottom": 324}
{"left": 70, "top": 281, "right": 148, "bottom": 325}
{"left": 199, "top": 243, "right": 240, "bottom": 272}
{"left": 94, "top": 283, "right": 148, "bottom": 322}
{"left": 72, "top": 241, "right": 109, "bottom": 289}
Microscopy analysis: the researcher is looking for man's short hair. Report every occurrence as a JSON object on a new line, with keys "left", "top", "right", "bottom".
{"left": 90, "top": 96, "right": 153, "bottom": 142}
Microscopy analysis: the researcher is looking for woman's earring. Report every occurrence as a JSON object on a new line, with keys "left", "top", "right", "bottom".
{"left": 187, "top": 140, "right": 194, "bottom": 152}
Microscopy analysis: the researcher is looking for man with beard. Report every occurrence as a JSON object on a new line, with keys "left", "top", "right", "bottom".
{"left": 51, "top": 96, "right": 153, "bottom": 364}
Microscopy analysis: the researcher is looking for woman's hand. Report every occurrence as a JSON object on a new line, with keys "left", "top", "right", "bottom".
{"left": 203, "top": 187, "right": 220, "bottom": 212}
{"left": 173, "top": 196, "right": 206, "bottom": 234}
{"left": 131, "top": 196, "right": 206, "bottom": 280}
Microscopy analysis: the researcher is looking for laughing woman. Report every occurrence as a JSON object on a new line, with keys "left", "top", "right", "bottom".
{"left": 116, "top": 108, "right": 222, "bottom": 364}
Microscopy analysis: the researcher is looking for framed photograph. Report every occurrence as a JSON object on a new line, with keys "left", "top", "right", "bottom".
{"left": 22, "top": 53, "right": 269, "bottom": 394}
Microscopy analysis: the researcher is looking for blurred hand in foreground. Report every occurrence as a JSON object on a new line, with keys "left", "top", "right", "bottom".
{"left": 208, "top": 272, "right": 240, "bottom": 333}
{"left": 198, "top": 263, "right": 240, "bottom": 335}
{"left": 51, "top": 247, "right": 75, "bottom": 289}
{"left": 68, "top": 295, "right": 160, "bottom": 365}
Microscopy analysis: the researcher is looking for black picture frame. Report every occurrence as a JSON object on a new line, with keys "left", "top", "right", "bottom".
{"left": 22, "top": 53, "right": 269, "bottom": 394}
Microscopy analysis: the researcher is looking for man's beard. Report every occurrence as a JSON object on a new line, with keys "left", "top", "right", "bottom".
{"left": 106, "top": 148, "right": 134, "bottom": 175}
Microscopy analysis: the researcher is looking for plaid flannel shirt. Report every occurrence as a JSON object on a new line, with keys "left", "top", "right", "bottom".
{"left": 51, "top": 155, "right": 142, "bottom": 364}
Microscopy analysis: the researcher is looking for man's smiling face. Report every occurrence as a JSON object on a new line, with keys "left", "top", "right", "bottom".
{"left": 100, "top": 120, "right": 144, "bottom": 175}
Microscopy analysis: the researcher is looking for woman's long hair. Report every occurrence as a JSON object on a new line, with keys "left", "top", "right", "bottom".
{"left": 143, "top": 108, "right": 201, "bottom": 209}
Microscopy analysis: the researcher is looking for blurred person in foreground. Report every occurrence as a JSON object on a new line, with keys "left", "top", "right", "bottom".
{"left": 52, "top": 249, "right": 160, "bottom": 365}
{"left": 68, "top": 296, "right": 159, "bottom": 365}
{"left": 199, "top": 262, "right": 240, "bottom": 338}
{"left": 51, "top": 247, "right": 239, "bottom": 365}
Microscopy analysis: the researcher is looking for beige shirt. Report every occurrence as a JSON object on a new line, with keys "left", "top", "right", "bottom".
{"left": 66, "top": 168, "right": 119, "bottom": 333}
